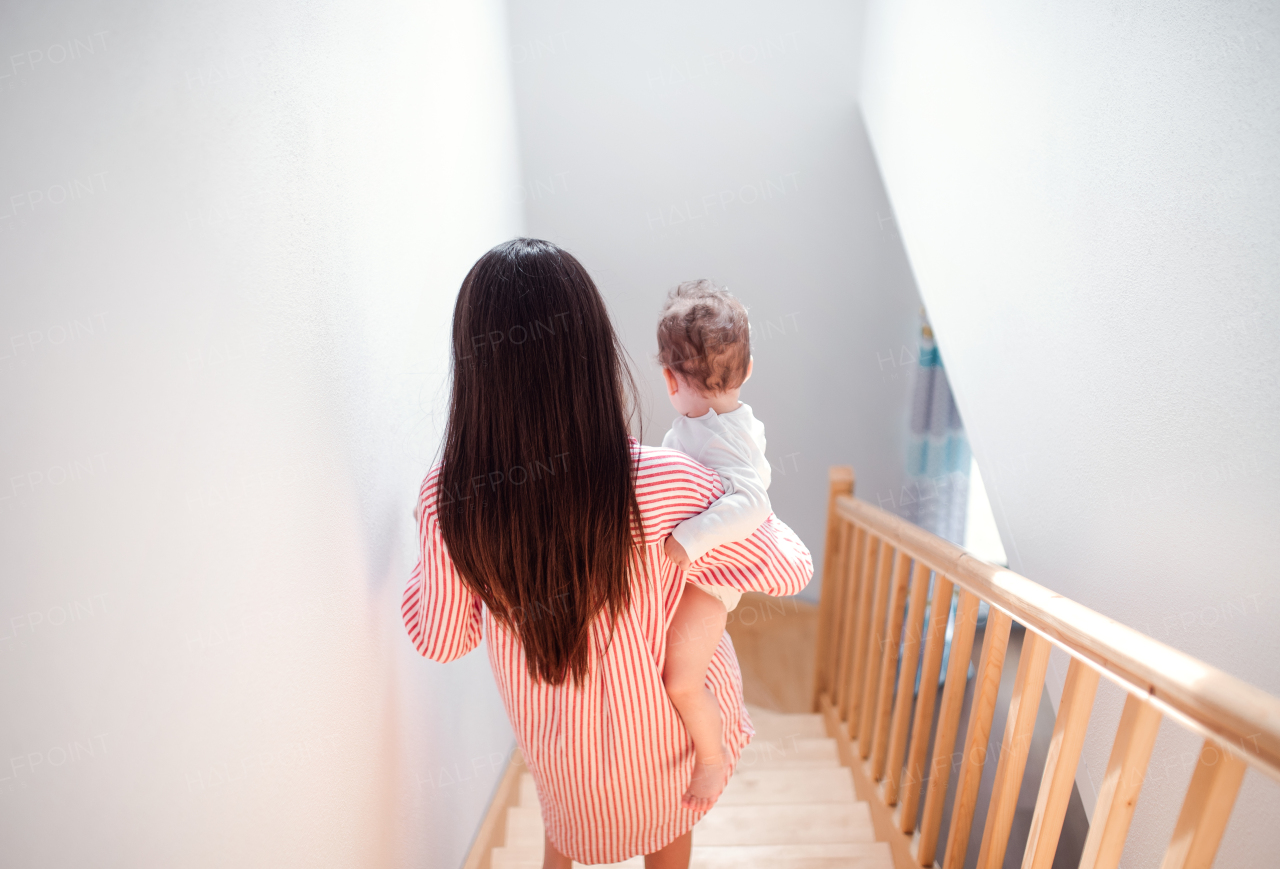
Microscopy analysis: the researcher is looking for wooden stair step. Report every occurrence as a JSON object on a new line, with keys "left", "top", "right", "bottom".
{"left": 694, "top": 803, "right": 877, "bottom": 846}
{"left": 691, "top": 844, "right": 890, "bottom": 869}
{"left": 687, "top": 843, "right": 893, "bottom": 868}
{"left": 719, "top": 766, "right": 857, "bottom": 805}
{"left": 737, "top": 737, "right": 841, "bottom": 769}
{"left": 745, "top": 706, "right": 827, "bottom": 741}
{"left": 491, "top": 842, "right": 894, "bottom": 869}
{"left": 519, "top": 766, "right": 857, "bottom": 810}
{"left": 503, "top": 806, "right": 548, "bottom": 846}
{"left": 504, "top": 800, "right": 877, "bottom": 849}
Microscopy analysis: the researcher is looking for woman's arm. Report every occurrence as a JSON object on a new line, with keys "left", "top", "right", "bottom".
{"left": 680, "top": 511, "right": 813, "bottom": 598}
{"left": 402, "top": 486, "right": 484, "bottom": 662}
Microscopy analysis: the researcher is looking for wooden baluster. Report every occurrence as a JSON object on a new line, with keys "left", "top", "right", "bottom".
{"left": 975, "top": 630, "right": 1053, "bottom": 869}
{"left": 882, "top": 560, "right": 932, "bottom": 806}
{"left": 812, "top": 467, "right": 854, "bottom": 710}
{"left": 843, "top": 534, "right": 882, "bottom": 726}
{"left": 915, "top": 589, "right": 981, "bottom": 866}
{"left": 1159, "top": 739, "right": 1247, "bottom": 869}
{"left": 830, "top": 524, "right": 863, "bottom": 715}
{"left": 857, "top": 541, "right": 896, "bottom": 755}
{"left": 871, "top": 550, "right": 915, "bottom": 780}
{"left": 1078, "top": 693, "right": 1163, "bottom": 869}
{"left": 940, "top": 606, "right": 1013, "bottom": 869}
{"left": 1021, "top": 657, "right": 1100, "bottom": 869}
{"left": 897, "top": 573, "right": 954, "bottom": 835}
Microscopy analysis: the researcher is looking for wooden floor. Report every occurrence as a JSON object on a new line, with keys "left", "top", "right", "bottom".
{"left": 725, "top": 592, "right": 819, "bottom": 714}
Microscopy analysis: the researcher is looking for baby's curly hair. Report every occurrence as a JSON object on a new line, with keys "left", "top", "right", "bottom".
{"left": 656, "top": 280, "right": 751, "bottom": 395}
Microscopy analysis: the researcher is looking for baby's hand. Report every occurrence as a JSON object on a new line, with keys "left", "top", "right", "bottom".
{"left": 664, "top": 535, "right": 692, "bottom": 569}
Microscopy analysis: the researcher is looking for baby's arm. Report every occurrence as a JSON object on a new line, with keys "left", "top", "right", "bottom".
{"left": 670, "top": 423, "right": 771, "bottom": 565}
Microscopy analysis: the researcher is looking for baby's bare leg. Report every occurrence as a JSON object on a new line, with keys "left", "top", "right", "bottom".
{"left": 663, "top": 583, "right": 730, "bottom": 811}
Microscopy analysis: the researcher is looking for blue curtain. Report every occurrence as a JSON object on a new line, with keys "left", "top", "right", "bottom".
{"left": 903, "top": 313, "right": 970, "bottom": 546}
{"left": 901, "top": 314, "right": 982, "bottom": 694}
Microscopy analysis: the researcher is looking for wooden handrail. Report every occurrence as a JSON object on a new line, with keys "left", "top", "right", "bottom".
{"left": 831, "top": 493, "right": 1280, "bottom": 782}
{"left": 812, "top": 466, "right": 1280, "bottom": 869}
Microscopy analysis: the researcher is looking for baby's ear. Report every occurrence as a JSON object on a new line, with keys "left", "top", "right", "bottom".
{"left": 661, "top": 367, "right": 680, "bottom": 395}
{"left": 743, "top": 356, "right": 754, "bottom": 384}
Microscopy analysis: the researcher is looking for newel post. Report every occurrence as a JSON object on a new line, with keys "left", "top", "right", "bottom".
{"left": 812, "top": 465, "right": 855, "bottom": 711}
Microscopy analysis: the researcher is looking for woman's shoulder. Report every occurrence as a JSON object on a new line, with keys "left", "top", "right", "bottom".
{"left": 630, "top": 440, "right": 722, "bottom": 505}
{"left": 417, "top": 465, "right": 446, "bottom": 517}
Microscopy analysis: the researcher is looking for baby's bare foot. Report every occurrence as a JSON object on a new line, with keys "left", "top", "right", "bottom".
{"left": 682, "top": 746, "right": 730, "bottom": 812}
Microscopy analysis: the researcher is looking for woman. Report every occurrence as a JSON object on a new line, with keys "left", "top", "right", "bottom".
{"left": 403, "top": 239, "right": 812, "bottom": 868}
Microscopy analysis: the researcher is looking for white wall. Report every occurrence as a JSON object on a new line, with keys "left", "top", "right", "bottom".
{"left": 860, "top": 1, "right": 1280, "bottom": 865}
{"left": 504, "top": 0, "right": 925, "bottom": 596}
{"left": 0, "top": 2, "right": 520, "bottom": 867}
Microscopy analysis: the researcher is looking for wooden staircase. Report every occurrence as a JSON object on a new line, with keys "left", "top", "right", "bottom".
{"left": 464, "top": 466, "right": 1280, "bottom": 869}
{"left": 488, "top": 706, "right": 894, "bottom": 868}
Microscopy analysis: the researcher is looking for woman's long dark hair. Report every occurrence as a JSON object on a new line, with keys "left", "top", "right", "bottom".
{"left": 436, "top": 238, "right": 643, "bottom": 686}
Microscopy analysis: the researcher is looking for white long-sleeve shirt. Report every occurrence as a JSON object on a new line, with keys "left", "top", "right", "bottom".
{"left": 662, "top": 403, "right": 772, "bottom": 567}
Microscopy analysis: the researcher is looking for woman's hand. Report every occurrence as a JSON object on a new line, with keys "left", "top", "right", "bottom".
{"left": 664, "top": 535, "right": 692, "bottom": 570}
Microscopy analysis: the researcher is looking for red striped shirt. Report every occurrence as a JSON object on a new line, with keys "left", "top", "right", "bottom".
{"left": 402, "top": 441, "right": 813, "bottom": 863}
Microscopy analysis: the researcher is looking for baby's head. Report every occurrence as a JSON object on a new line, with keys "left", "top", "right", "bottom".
{"left": 656, "top": 280, "right": 752, "bottom": 416}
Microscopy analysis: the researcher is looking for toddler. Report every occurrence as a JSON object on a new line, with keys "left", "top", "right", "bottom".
{"left": 656, "top": 280, "right": 772, "bottom": 811}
